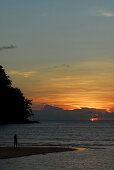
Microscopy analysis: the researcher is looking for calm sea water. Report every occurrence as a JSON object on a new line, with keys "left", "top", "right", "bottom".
{"left": 0, "top": 120, "right": 114, "bottom": 169}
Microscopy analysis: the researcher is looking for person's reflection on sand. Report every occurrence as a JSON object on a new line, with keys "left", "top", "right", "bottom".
{"left": 14, "top": 134, "right": 17, "bottom": 149}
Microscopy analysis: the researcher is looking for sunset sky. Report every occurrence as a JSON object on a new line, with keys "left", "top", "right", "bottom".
{"left": 1, "top": 0, "right": 114, "bottom": 111}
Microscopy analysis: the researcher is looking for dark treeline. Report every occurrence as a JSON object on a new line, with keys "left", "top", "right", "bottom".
{"left": 0, "top": 65, "right": 33, "bottom": 124}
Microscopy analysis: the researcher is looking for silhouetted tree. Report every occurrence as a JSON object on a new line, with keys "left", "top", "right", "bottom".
{"left": 0, "top": 65, "right": 12, "bottom": 88}
{"left": 0, "top": 65, "right": 33, "bottom": 124}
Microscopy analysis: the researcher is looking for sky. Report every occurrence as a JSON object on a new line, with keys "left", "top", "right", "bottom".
{"left": 1, "top": 0, "right": 114, "bottom": 111}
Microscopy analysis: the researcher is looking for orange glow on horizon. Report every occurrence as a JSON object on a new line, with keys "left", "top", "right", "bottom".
{"left": 90, "top": 117, "right": 114, "bottom": 121}
{"left": 31, "top": 99, "right": 110, "bottom": 111}
{"left": 90, "top": 118, "right": 103, "bottom": 121}
{"left": 32, "top": 100, "right": 110, "bottom": 111}
{"left": 30, "top": 95, "right": 112, "bottom": 111}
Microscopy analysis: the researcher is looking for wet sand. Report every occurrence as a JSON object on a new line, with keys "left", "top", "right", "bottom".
{"left": 0, "top": 147, "right": 76, "bottom": 159}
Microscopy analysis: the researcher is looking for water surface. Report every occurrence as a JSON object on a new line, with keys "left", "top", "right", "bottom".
{"left": 0, "top": 120, "right": 114, "bottom": 169}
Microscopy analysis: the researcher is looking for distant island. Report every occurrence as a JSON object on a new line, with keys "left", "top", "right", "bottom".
{"left": 0, "top": 65, "right": 38, "bottom": 124}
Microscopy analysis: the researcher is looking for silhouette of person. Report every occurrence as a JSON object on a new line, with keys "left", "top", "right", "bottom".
{"left": 14, "top": 134, "right": 17, "bottom": 149}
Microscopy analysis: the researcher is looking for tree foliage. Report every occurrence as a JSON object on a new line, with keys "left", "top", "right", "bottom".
{"left": 0, "top": 65, "right": 32, "bottom": 124}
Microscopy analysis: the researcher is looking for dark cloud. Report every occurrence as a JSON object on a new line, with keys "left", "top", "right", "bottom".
{"left": 32, "top": 105, "right": 114, "bottom": 121}
{"left": 53, "top": 64, "right": 70, "bottom": 69}
{"left": 0, "top": 45, "right": 17, "bottom": 51}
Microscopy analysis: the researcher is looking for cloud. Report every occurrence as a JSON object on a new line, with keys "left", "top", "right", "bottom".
{"left": 32, "top": 105, "right": 114, "bottom": 121}
{"left": 89, "top": 8, "right": 114, "bottom": 17}
{"left": 98, "top": 10, "right": 114, "bottom": 17}
{"left": 0, "top": 45, "right": 17, "bottom": 51}
{"left": 53, "top": 64, "right": 70, "bottom": 70}
{"left": 9, "top": 71, "right": 37, "bottom": 78}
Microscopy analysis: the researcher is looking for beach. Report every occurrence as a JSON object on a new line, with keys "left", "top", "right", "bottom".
{"left": 0, "top": 147, "right": 75, "bottom": 159}
{"left": 0, "top": 121, "right": 114, "bottom": 169}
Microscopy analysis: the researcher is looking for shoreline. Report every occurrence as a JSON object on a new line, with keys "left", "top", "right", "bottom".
{"left": 0, "top": 146, "right": 76, "bottom": 159}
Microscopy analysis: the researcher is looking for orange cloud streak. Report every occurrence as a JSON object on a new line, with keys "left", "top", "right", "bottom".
{"left": 8, "top": 61, "right": 114, "bottom": 111}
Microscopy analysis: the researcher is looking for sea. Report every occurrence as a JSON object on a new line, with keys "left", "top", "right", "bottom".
{"left": 0, "top": 120, "right": 114, "bottom": 170}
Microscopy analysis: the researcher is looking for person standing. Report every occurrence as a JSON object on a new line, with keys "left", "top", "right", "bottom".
{"left": 14, "top": 134, "right": 17, "bottom": 149}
